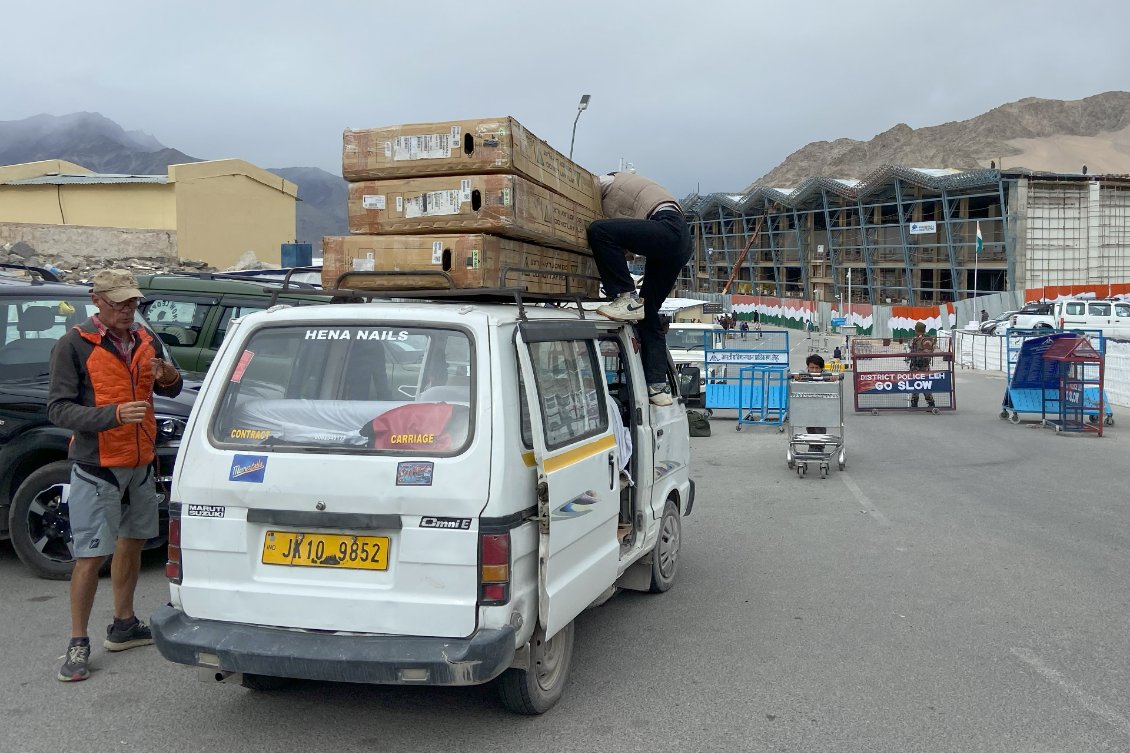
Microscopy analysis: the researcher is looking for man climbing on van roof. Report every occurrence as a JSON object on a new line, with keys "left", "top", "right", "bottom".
{"left": 588, "top": 172, "right": 692, "bottom": 406}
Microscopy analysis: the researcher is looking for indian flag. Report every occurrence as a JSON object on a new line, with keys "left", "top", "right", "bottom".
{"left": 976, "top": 221, "right": 983, "bottom": 254}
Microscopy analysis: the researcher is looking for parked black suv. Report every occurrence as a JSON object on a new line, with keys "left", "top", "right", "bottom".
{"left": 0, "top": 265, "right": 197, "bottom": 578}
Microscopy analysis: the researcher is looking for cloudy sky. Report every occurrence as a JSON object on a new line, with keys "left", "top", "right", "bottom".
{"left": 5, "top": 0, "right": 1129, "bottom": 196}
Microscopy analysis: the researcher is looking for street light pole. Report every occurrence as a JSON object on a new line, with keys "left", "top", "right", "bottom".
{"left": 847, "top": 267, "right": 852, "bottom": 323}
{"left": 568, "top": 94, "right": 591, "bottom": 161}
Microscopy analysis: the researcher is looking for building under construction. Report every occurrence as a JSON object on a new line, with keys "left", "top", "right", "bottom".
{"left": 680, "top": 166, "right": 1130, "bottom": 304}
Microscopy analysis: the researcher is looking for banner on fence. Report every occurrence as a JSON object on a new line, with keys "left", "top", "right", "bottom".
{"left": 855, "top": 370, "right": 952, "bottom": 394}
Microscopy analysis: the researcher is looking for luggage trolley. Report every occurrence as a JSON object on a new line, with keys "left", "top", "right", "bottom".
{"left": 785, "top": 373, "right": 846, "bottom": 479}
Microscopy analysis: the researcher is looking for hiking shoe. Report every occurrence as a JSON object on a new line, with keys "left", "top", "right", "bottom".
{"left": 104, "top": 617, "right": 153, "bottom": 652}
{"left": 596, "top": 293, "right": 644, "bottom": 322}
{"left": 57, "top": 638, "right": 91, "bottom": 682}
{"left": 648, "top": 383, "right": 673, "bottom": 407}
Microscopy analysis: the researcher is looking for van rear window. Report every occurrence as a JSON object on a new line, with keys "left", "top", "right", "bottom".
{"left": 210, "top": 325, "right": 473, "bottom": 454}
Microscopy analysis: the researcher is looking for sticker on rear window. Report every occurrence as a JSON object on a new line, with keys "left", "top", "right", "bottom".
{"left": 231, "top": 350, "right": 255, "bottom": 383}
{"left": 396, "top": 461, "right": 434, "bottom": 486}
{"left": 229, "top": 454, "right": 267, "bottom": 483}
{"left": 303, "top": 329, "right": 409, "bottom": 341}
{"left": 187, "top": 504, "right": 226, "bottom": 518}
{"left": 229, "top": 428, "right": 272, "bottom": 440}
{"left": 420, "top": 516, "right": 470, "bottom": 530}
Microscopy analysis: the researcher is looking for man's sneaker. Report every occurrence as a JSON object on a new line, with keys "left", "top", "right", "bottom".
{"left": 57, "top": 638, "right": 90, "bottom": 682}
{"left": 596, "top": 292, "right": 644, "bottom": 322}
{"left": 648, "top": 383, "right": 673, "bottom": 407}
{"left": 104, "top": 617, "right": 153, "bottom": 652}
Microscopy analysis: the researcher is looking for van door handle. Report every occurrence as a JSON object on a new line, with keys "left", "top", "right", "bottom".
{"left": 608, "top": 452, "right": 616, "bottom": 490}
{"left": 656, "top": 429, "right": 664, "bottom": 437}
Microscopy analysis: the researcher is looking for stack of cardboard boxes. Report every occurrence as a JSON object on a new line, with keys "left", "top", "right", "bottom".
{"left": 322, "top": 117, "right": 603, "bottom": 295}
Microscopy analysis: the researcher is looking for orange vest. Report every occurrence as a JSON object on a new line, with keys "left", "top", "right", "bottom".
{"left": 76, "top": 326, "right": 160, "bottom": 467}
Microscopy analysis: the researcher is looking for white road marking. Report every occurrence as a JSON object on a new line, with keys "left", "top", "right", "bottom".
{"left": 1010, "top": 647, "right": 1130, "bottom": 737}
{"left": 840, "top": 472, "right": 891, "bottom": 527}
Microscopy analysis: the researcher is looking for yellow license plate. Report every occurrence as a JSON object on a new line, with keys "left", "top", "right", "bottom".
{"left": 261, "top": 531, "right": 390, "bottom": 571}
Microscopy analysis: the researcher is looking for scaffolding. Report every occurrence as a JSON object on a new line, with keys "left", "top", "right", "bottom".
{"left": 681, "top": 167, "right": 1130, "bottom": 304}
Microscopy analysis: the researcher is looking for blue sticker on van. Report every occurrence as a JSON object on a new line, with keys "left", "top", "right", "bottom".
{"left": 229, "top": 454, "right": 267, "bottom": 483}
{"left": 396, "top": 461, "right": 434, "bottom": 486}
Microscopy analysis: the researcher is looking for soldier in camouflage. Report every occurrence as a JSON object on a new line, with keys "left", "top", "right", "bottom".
{"left": 908, "top": 321, "right": 936, "bottom": 409}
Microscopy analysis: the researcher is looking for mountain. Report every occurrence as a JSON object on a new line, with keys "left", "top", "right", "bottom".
{"left": 0, "top": 112, "right": 199, "bottom": 175}
{"left": 754, "top": 91, "right": 1130, "bottom": 189}
{"left": 0, "top": 112, "right": 348, "bottom": 247}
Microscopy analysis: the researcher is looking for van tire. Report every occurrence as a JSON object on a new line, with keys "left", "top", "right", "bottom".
{"left": 498, "top": 621, "right": 574, "bottom": 715}
{"left": 649, "top": 500, "right": 682, "bottom": 593}
{"left": 9, "top": 461, "right": 78, "bottom": 580}
{"left": 240, "top": 673, "right": 292, "bottom": 691}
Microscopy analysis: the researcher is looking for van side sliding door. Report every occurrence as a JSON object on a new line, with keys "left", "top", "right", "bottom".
{"left": 516, "top": 321, "right": 619, "bottom": 638}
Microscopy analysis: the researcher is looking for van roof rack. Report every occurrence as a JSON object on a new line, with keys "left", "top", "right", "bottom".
{"left": 270, "top": 269, "right": 602, "bottom": 320}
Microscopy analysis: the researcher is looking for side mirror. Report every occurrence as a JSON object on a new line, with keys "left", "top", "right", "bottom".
{"left": 677, "top": 366, "right": 701, "bottom": 397}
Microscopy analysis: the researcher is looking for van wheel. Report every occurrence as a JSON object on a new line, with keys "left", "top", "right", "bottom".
{"left": 9, "top": 461, "right": 78, "bottom": 580}
{"left": 241, "top": 673, "right": 292, "bottom": 691}
{"left": 649, "top": 500, "right": 681, "bottom": 593}
{"left": 498, "top": 621, "right": 574, "bottom": 715}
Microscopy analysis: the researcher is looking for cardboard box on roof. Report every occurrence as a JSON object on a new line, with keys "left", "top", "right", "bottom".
{"left": 347, "top": 174, "right": 595, "bottom": 253}
{"left": 342, "top": 117, "right": 603, "bottom": 215}
{"left": 321, "top": 234, "right": 599, "bottom": 296}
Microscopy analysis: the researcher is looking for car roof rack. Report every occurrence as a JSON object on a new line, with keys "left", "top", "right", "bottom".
{"left": 268, "top": 269, "right": 602, "bottom": 321}
{"left": 0, "top": 262, "right": 63, "bottom": 283}
{"left": 142, "top": 269, "right": 322, "bottom": 289}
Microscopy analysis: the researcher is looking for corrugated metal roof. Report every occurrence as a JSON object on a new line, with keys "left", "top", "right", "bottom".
{"left": 3, "top": 173, "right": 168, "bottom": 186}
{"left": 682, "top": 165, "right": 1004, "bottom": 216}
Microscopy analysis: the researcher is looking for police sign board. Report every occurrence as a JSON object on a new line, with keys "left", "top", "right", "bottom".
{"left": 701, "top": 303, "right": 723, "bottom": 314}
{"left": 855, "top": 370, "right": 951, "bottom": 394}
{"left": 705, "top": 351, "right": 789, "bottom": 365}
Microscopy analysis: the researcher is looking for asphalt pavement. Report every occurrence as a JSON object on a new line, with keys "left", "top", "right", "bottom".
{"left": 4, "top": 348, "right": 1130, "bottom": 752}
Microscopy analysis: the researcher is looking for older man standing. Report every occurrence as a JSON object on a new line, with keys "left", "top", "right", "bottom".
{"left": 48, "top": 270, "right": 183, "bottom": 682}
{"left": 587, "top": 171, "right": 692, "bottom": 406}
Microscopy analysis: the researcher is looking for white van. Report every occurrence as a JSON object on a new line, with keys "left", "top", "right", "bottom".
{"left": 151, "top": 293, "right": 694, "bottom": 714}
{"left": 1055, "top": 298, "right": 1130, "bottom": 340}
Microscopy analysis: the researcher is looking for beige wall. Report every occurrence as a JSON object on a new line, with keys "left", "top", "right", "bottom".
{"left": 0, "top": 182, "right": 174, "bottom": 229}
{"left": 0, "top": 160, "right": 90, "bottom": 182}
{"left": 171, "top": 160, "right": 297, "bottom": 268}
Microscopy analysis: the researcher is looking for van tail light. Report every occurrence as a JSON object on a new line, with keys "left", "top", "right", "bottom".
{"left": 479, "top": 532, "right": 510, "bottom": 605}
{"left": 1060, "top": 317, "right": 1065, "bottom": 328}
{"left": 165, "top": 504, "right": 182, "bottom": 584}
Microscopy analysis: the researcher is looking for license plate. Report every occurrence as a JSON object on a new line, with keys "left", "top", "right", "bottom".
{"left": 261, "top": 531, "right": 390, "bottom": 571}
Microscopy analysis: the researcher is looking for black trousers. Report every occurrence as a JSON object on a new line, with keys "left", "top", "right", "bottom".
{"left": 587, "top": 211, "right": 692, "bottom": 384}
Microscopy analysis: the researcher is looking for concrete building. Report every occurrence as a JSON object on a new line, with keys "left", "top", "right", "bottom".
{"left": 681, "top": 166, "right": 1130, "bottom": 304}
{"left": 0, "top": 158, "right": 297, "bottom": 269}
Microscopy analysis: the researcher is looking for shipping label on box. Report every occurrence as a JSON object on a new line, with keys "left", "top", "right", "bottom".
{"left": 348, "top": 175, "right": 595, "bottom": 253}
{"left": 342, "top": 117, "right": 603, "bottom": 215}
{"left": 321, "top": 234, "right": 599, "bottom": 296}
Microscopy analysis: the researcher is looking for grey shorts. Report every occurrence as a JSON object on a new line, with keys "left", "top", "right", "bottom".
{"left": 69, "top": 464, "right": 159, "bottom": 559}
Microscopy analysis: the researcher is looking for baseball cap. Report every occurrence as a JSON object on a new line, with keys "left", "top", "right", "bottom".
{"left": 92, "top": 270, "right": 143, "bottom": 303}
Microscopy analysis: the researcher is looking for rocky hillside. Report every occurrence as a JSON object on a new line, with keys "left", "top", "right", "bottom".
{"left": 0, "top": 112, "right": 348, "bottom": 246}
{"left": 754, "top": 91, "right": 1130, "bottom": 189}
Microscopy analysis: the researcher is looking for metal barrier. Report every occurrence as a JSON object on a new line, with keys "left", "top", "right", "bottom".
{"left": 851, "top": 336, "right": 956, "bottom": 413}
{"left": 703, "top": 329, "right": 790, "bottom": 419}
{"left": 735, "top": 366, "right": 789, "bottom": 430}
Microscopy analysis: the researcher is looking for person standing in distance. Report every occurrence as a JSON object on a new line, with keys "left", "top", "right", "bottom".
{"left": 588, "top": 171, "right": 692, "bottom": 406}
{"left": 908, "top": 321, "right": 936, "bottom": 410}
{"left": 48, "top": 269, "right": 183, "bottom": 682}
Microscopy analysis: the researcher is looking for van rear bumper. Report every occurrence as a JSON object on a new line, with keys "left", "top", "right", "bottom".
{"left": 150, "top": 604, "right": 515, "bottom": 686}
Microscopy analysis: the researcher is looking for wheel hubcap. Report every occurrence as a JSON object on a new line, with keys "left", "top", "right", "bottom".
{"left": 25, "top": 483, "right": 74, "bottom": 563}
{"left": 534, "top": 625, "right": 570, "bottom": 691}
{"left": 657, "top": 514, "right": 680, "bottom": 579}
